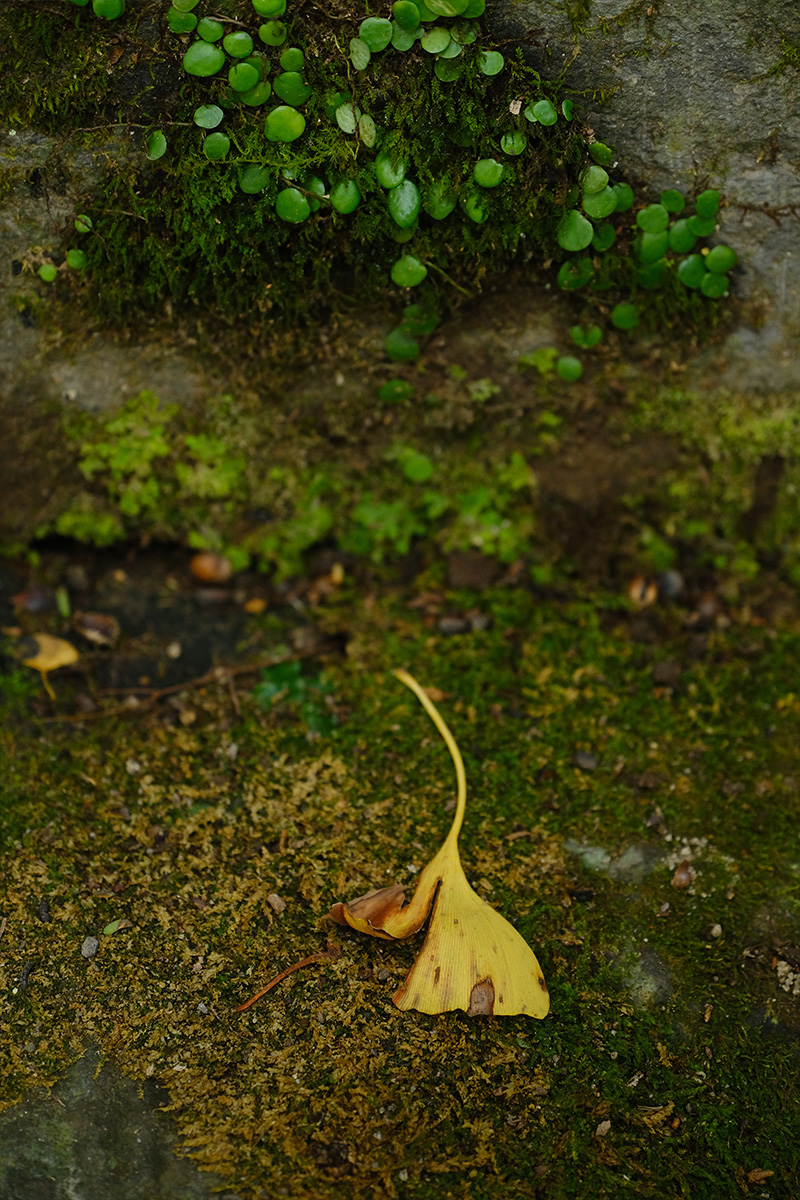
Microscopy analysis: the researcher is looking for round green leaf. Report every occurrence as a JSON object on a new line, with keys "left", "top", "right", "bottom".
{"left": 358, "top": 114, "right": 378, "bottom": 146}
{"left": 196, "top": 17, "right": 223, "bottom": 41}
{"left": 167, "top": 8, "right": 197, "bottom": 33}
{"left": 582, "top": 186, "right": 617, "bottom": 219}
{"left": 202, "top": 132, "right": 230, "bottom": 161}
{"left": 639, "top": 230, "right": 669, "bottom": 263}
{"left": 421, "top": 27, "right": 450, "bottom": 53}
{"left": 473, "top": 158, "right": 504, "bottom": 188}
{"left": 668, "top": 218, "right": 697, "bottom": 254}
{"left": 451, "top": 20, "right": 476, "bottom": 43}
{"left": 238, "top": 164, "right": 270, "bottom": 194}
{"left": 172, "top": 0, "right": 199, "bottom": 9}
{"left": 390, "top": 223, "right": 418, "bottom": 244}
{"left": 463, "top": 0, "right": 485, "bottom": 12}
{"left": 557, "top": 257, "right": 593, "bottom": 289}
{"left": 688, "top": 214, "right": 717, "bottom": 237}
{"left": 330, "top": 180, "right": 361, "bottom": 214}
{"left": 438, "top": 38, "right": 462, "bottom": 59}
{"left": 393, "top": 1, "right": 420, "bottom": 30}
{"left": 676, "top": 254, "right": 707, "bottom": 288}
{"left": 74, "top": 213, "right": 93, "bottom": 233}
{"left": 38, "top": 263, "right": 58, "bottom": 282}
{"left": 705, "top": 244, "right": 737, "bottom": 274}
{"left": 224, "top": 31, "right": 254, "bottom": 57}
{"left": 401, "top": 450, "right": 434, "bottom": 482}
{"left": 275, "top": 188, "right": 311, "bottom": 223}
{"left": 636, "top": 203, "right": 669, "bottom": 234}
{"left": 402, "top": 304, "right": 439, "bottom": 337}
{"left": 194, "top": 104, "right": 224, "bottom": 129}
{"left": 392, "top": 22, "right": 417, "bottom": 50}
{"left": 556, "top": 356, "right": 582, "bottom": 382}
{"left": 461, "top": 188, "right": 489, "bottom": 224}
{"left": 375, "top": 151, "right": 406, "bottom": 189}
{"left": 695, "top": 189, "right": 720, "bottom": 218}
{"left": 335, "top": 102, "right": 359, "bottom": 133}
{"left": 386, "top": 328, "right": 420, "bottom": 362}
{"left": 93, "top": 0, "right": 125, "bottom": 17}
{"left": 434, "top": 58, "right": 463, "bottom": 81}
{"left": 530, "top": 99, "right": 557, "bottom": 126}
{"left": 591, "top": 221, "right": 616, "bottom": 251}
{"left": 265, "top": 105, "right": 306, "bottom": 142}
{"left": 258, "top": 20, "right": 287, "bottom": 46}
{"left": 274, "top": 71, "right": 312, "bottom": 106}
{"left": 379, "top": 379, "right": 414, "bottom": 402}
{"left": 426, "top": 0, "right": 468, "bottom": 12}
{"left": 660, "top": 189, "right": 685, "bottom": 214}
{"left": 478, "top": 50, "right": 504, "bottom": 76}
{"left": 570, "top": 324, "right": 602, "bottom": 349}
{"left": 239, "top": 80, "right": 272, "bottom": 106}
{"left": 581, "top": 165, "right": 609, "bottom": 194}
{"left": 280, "top": 47, "right": 304, "bottom": 70}
{"left": 305, "top": 175, "right": 326, "bottom": 211}
{"left": 425, "top": 179, "right": 457, "bottom": 220}
{"left": 700, "top": 271, "right": 729, "bottom": 298}
{"left": 588, "top": 142, "right": 614, "bottom": 166}
{"left": 229, "top": 62, "right": 259, "bottom": 92}
{"left": 556, "top": 209, "right": 593, "bottom": 252}
{"left": 146, "top": 130, "right": 167, "bottom": 160}
{"left": 392, "top": 255, "right": 428, "bottom": 287}
{"left": 388, "top": 179, "right": 422, "bottom": 228}
{"left": 500, "top": 130, "right": 526, "bottom": 156}
{"left": 610, "top": 302, "right": 639, "bottom": 330}
{"left": 350, "top": 37, "right": 371, "bottom": 70}
{"left": 66, "top": 248, "right": 87, "bottom": 270}
{"left": 252, "top": 0, "right": 286, "bottom": 14}
{"left": 561, "top": 99, "right": 574, "bottom": 120}
{"left": 183, "top": 41, "right": 225, "bottom": 76}
{"left": 611, "top": 182, "right": 634, "bottom": 211}
{"left": 359, "top": 17, "right": 393, "bottom": 51}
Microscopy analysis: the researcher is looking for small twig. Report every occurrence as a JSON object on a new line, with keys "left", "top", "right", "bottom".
{"left": 39, "top": 646, "right": 336, "bottom": 724}
{"left": 0, "top": 916, "right": 7, "bottom": 943}
{"left": 234, "top": 946, "right": 338, "bottom": 1013}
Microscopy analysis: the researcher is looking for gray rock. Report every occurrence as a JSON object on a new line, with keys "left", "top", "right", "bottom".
{"left": 0, "top": 1047, "right": 241, "bottom": 1200}
{"left": 500, "top": 0, "right": 800, "bottom": 391}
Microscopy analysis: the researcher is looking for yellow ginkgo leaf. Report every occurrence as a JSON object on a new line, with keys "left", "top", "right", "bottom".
{"left": 20, "top": 633, "right": 79, "bottom": 700}
{"left": 330, "top": 668, "right": 550, "bottom": 1018}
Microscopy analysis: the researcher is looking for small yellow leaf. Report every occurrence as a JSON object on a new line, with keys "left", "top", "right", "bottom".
{"left": 330, "top": 668, "right": 550, "bottom": 1018}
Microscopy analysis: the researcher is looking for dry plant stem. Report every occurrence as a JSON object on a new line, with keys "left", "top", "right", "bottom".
{"left": 234, "top": 949, "right": 337, "bottom": 1014}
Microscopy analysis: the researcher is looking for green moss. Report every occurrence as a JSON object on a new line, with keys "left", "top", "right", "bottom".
{"left": 1, "top": 588, "right": 799, "bottom": 1196}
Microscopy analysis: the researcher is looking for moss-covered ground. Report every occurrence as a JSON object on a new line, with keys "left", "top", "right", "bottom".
{"left": 1, "top": 572, "right": 799, "bottom": 1197}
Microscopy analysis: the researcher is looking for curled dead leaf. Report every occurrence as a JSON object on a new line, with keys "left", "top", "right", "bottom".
{"left": 330, "top": 669, "right": 550, "bottom": 1019}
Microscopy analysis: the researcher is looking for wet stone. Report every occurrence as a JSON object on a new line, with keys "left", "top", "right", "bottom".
{"left": 81, "top": 936, "right": 99, "bottom": 958}
{"left": 0, "top": 1047, "right": 242, "bottom": 1200}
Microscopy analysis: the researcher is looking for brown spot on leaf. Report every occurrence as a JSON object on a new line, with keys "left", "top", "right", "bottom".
{"left": 466, "top": 977, "right": 495, "bottom": 1016}
{"left": 433, "top": 966, "right": 441, "bottom": 985}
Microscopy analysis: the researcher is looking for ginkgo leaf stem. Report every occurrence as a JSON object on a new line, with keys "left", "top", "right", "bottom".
{"left": 392, "top": 668, "right": 466, "bottom": 843}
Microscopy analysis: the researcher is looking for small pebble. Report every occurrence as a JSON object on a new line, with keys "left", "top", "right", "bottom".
{"left": 267, "top": 893, "right": 286, "bottom": 914}
{"left": 81, "top": 936, "right": 99, "bottom": 958}
{"left": 377, "top": 968, "right": 391, "bottom": 982}
{"left": 671, "top": 861, "right": 693, "bottom": 889}
{"left": 710, "top": 923, "right": 722, "bottom": 938}
{"left": 190, "top": 552, "right": 233, "bottom": 584}
{"left": 125, "top": 758, "right": 141, "bottom": 775}
{"left": 573, "top": 752, "right": 598, "bottom": 771}
{"left": 657, "top": 569, "right": 684, "bottom": 600}
{"left": 165, "top": 640, "right": 182, "bottom": 659}
{"left": 438, "top": 615, "right": 470, "bottom": 635}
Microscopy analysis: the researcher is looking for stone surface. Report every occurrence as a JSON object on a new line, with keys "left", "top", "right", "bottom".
{"left": 503, "top": 0, "right": 800, "bottom": 390}
{"left": 0, "top": 1047, "right": 240, "bottom": 1200}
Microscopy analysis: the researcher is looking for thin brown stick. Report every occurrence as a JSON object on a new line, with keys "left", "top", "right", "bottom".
{"left": 234, "top": 948, "right": 337, "bottom": 1014}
